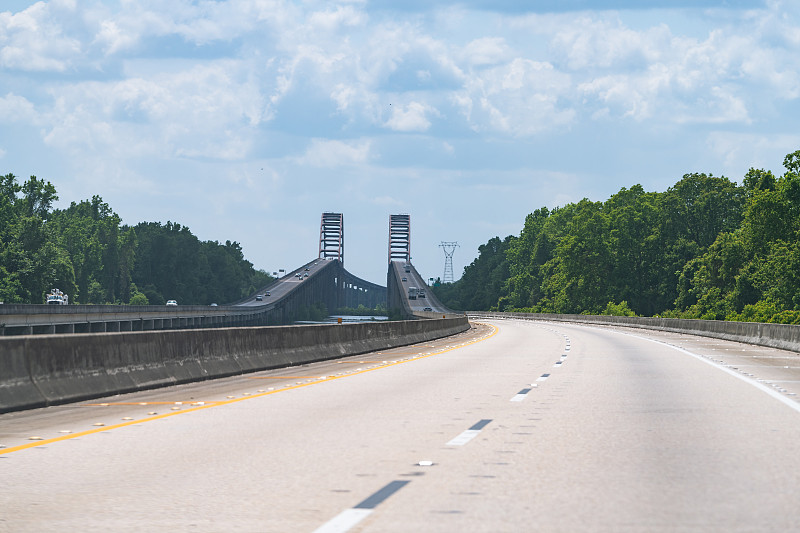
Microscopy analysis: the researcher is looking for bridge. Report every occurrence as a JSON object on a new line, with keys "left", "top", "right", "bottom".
{"left": 0, "top": 213, "right": 453, "bottom": 336}
{"left": 0, "top": 212, "right": 455, "bottom": 336}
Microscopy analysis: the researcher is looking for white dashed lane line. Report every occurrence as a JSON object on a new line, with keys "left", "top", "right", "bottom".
{"left": 510, "top": 388, "right": 532, "bottom": 402}
{"left": 446, "top": 419, "right": 492, "bottom": 446}
{"left": 313, "top": 480, "right": 411, "bottom": 533}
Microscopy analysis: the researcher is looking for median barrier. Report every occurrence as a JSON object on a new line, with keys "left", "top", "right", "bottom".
{"left": 469, "top": 312, "right": 800, "bottom": 354}
{"left": 0, "top": 341, "right": 47, "bottom": 411}
{"left": 0, "top": 316, "right": 470, "bottom": 413}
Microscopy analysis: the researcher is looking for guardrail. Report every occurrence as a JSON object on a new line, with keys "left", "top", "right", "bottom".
{"left": 0, "top": 316, "right": 471, "bottom": 413}
{"left": 468, "top": 312, "right": 800, "bottom": 354}
{"left": 0, "top": 303, "right": 273, "bottom": 335}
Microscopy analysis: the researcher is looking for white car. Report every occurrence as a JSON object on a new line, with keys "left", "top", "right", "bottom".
{"left": 166, "top": 300, "right": 178, "bottom": 306}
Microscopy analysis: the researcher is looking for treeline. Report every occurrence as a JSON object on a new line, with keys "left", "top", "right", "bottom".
{"left": 0, "top": 173, "right": 271, "bottom": 305}
{"left": 433, "top": 150, "right": 800, "bottom": 324}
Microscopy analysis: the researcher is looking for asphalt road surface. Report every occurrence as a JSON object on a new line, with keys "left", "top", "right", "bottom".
{"left": 397, "top": 264, "right": 447, "bottom": 313}
{"left": 2, "top": 318, "right": 800, "bottom": 532}
{"left": 238, "top": 259, "right": 327, "bottom": 307}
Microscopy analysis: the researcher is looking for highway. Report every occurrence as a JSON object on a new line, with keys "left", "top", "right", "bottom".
{"left": 3, "top": 318, "right": 800, "bottom": 531}
{"left": 395, "top": 262, "right": 449, "bottom": 314}
{"left": 237, "top": 259, "right": 331, "bottom": 307}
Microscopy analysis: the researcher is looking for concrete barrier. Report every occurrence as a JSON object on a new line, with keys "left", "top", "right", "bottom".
{"left": 0, "top": 341, "right": 47, "bottom": 411}
{"left": 469, "top": 312, "right": 800, "bottom": 354}
{"left": 0, "top": 316, "right": 470, "bottom": 413}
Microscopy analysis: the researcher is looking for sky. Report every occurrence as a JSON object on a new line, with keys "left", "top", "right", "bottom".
{"left": 1, "top": 0, "right": 799, "bottom": 286}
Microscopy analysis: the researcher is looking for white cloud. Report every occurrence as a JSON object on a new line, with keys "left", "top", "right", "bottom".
{"left": 38, "top": 59, "right": 265, "bottom": 162}
{"left": 384, "top": 101, "right": 435, "bottom": 132}
{"left": 297, "top": 139, "right": 372, "bottom": 167}
{"left": 93, "top": 19, "right": 137, "bottom": 56}
{"left": 462, "top": 37, "right": 511, "bottom": 66}
{"left": 0, "top": 92, "right": 37, "bottom": 122}
{"left": 459, "top": 58, "right": 575, "bottom": 135}
{"left": 0, "top": 2, "right": 81, "bottom": 71}
{"left": 550, "top": 15, "right": 671, "bottom": 71}
{"left": 308, "top": 4, "right": 366, "bottom": 32}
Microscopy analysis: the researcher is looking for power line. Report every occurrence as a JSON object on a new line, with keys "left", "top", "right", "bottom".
{"left": 439, "top": 241, "right": 459, "bottom": 283}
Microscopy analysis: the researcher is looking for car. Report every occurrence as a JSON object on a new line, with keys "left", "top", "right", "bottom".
{"left": 402, "top": 277, "right": 407, "bottom": 282}
{"left": 210, "top": 303, "right": 218, "bottom": 307}
{"left": 255, "top": 295, "right": 263, "bottom": 301}
{"left": 304, "top": 273, "right": 309, "bottom": 277}
{"left": 423, "top": 307, "right": 432, "bottom": 312}
{"left": 304, "top": 267, "right": 310, "bottom": 271}
{"left": 265, "top": 291, "right": 270, "bottom": 297}
{"left": 166, "top": 300, "right": 178, "bottom": 306}
{"left": 295, "top": 273, "right": 301, "bottom": 277}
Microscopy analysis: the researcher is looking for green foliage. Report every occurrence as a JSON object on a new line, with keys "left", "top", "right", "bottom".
{"left": 0, "top": 174, "right": 272, "bottom": 305}
{"left": 335, "top": 303, "right": 388, "bottom": 316}
{"left": 130, "top": 222, "right": 272, "bottom": 305}
{"left": 128, "top": 283, "right": 149, "bottom": 305}
{"left": 292, "top": 303, "right": 329, "bottom": 322}
{"left": 601, "top": 301, "right": 637, "bottom": 317}
{"left": 434, "top": 149, "right": 800, "bottom": 325}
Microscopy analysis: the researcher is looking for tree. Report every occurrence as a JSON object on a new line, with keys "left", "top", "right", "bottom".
{"left": 20, "top": 176, "right": 58, "bottom": 219}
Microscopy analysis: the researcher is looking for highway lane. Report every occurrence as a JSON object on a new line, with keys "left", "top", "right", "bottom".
{"left": 238, "top": 258, "right": 330, "bottom": 307}
{"left": 396, "top": 263, "right": 447, "bottom": 313}
{"left": 2, "top": 319, "right": 800, "bottom": 531}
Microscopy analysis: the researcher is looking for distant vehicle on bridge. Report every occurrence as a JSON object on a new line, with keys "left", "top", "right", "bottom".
{"left": 166, "top": 300, "right": 177, "bottom": 306}
{"left": 46, "top": 289, "right": 68, "bottom": 305}
{"left": 408, "top": 287, "right": 418, "bottom": 300}
{"left": 417, "top": 288, "right": 426, "bottom": 299}
{"left": 404, "top": 264, "right": 411, "bottom": 273}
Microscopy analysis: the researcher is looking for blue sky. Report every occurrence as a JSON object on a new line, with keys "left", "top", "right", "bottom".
{"left": 2, "top": 0, "right": 799, "bottom": 286}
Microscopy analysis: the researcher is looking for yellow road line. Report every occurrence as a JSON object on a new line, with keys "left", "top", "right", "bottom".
{"left": 246, "top": 376, "right": 325, "bottom": 380}
{"left": 0, "top": 323, "right": 498, "bottom": 457}
{"left": 334, "top": 360, "right": 394, "bottom": 364}
{"left": 82, "top": 401, "right": 221, "bottom": 406}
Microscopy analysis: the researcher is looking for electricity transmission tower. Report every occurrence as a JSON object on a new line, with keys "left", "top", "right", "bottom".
{"left": 439, "top": 241, "right": 459, "bottom": 283}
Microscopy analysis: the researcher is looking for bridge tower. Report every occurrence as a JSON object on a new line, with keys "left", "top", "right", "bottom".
{"left": 439, "top": 241, "right": 459, "bottom": 283}
{"left": 319, "top": 212, "right": 344, "bottom": 265}
{"left": 388, "top": 214, "right": 411, "bottom": 263}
